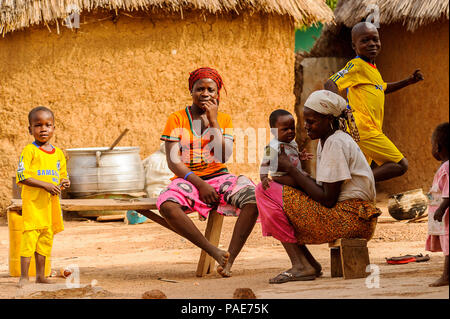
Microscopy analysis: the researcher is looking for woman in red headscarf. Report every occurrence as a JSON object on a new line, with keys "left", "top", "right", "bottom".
{"left": 141, "top": 67, "right": 258, "bottom": 277}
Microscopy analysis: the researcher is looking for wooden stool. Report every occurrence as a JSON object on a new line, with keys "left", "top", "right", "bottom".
{"left": 329, "top": 238, "right": 370, "bottom": 279}
{"left": 196, "top": 210, "right": 224, "bottom": 277}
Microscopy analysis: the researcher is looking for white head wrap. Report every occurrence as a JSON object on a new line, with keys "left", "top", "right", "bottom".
{"left": 304, "top": 90, "right": 347, "bottom": 117}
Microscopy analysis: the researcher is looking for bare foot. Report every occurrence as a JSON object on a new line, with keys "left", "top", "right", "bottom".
{"left": 291, "top": 266, "right": 316, "bottom": 278}
{"left": 17, "top": 277, "right": 30, "bottom": 288}
{"left": 36, "top": 277, "right": 52, "bottom": 284}
{"left": 301, "top": 246, "right": 322, "bottom": 277}
{"left": 307, "top": 261, "right": 322, "bottom": 277}
{"left": 217, "top": 264, "right": 232, "bottom": 278}
{"left": 217, "top": 254, "right": 237, "bottom": 278}
{"left": 211, "top": 249, "right": 230, "bottom": 268}
{"left": 429, "top": 276, "right": 449, "bottom": 287}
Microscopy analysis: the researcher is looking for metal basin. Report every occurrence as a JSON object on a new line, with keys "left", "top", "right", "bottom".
{"left": 66, "top": 146, "right": 145, "bottom": 197}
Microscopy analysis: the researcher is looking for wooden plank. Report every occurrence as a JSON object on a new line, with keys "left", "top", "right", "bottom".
{"left": 196, "top": 210, "right": 224, "bottom": 277}
{"left": 340, "top": 246, "right": 370, "bottom": 279}
{"left": 62, "top": 198, "right": 158, "bottom": 211}
{"left": 329, "top": 238, "right": 367, "bottom": 248}
{"left": 96, "top": 214, "right": 125, "bottom": 222}
{"left": 341, "top": 238, "right": 367, "bottom": 247}
{"left": 8, "top": 198, "right": 157, "bottom": 212}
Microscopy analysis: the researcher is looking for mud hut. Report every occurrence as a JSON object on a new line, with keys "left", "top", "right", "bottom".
{"left": 0, "top": 1, "right": 333, "bottom": 214}
{"left": 302, "top": 0, "right": 449, "bottom": 195}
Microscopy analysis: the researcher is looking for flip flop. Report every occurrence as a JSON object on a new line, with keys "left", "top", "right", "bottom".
{"left": 386, "top": 254, "right": 430, "bottom": 264}
{"left": 386, "top": 257, "right": 416, "bottom": 264}
{"left": 269, "top": 271, "right": 316, "bottom": 284}
{"left": 126, "top": 210, "right": 148, "bottom": 224}
{"left": 413, "top": 254, "right": 430, "bottom": 262}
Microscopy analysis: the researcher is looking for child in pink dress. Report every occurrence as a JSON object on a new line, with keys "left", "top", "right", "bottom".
{"left": 425, "top": 122, "right": 449, "bottom": 287}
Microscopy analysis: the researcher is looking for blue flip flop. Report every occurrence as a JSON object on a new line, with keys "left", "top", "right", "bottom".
{"left": 126, "top": 210, "right": 148, "bottom": 224}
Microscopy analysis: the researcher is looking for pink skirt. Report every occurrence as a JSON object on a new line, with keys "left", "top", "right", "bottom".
{"left": 255, "top": 181, "right": 297, "bottom": 243}
{"left": 425, "top": 210, "right": 449, "bottom": 256}
{"left": 156, "top": 173, "right": 255, "bottom": 218}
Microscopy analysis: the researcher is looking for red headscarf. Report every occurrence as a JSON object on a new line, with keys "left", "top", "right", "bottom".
{"left": 188, "top": 67, "right": 225, "bottom": 99}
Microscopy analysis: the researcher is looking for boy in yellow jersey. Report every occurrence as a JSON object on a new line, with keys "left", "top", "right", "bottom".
{"left": 16, "top": 106, "right": 70, "bottom": 287}
{"left": 324, "top": 22, "right": 424, "bottom": 182}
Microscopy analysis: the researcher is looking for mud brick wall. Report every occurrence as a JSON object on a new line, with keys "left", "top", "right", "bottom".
{"left": 376, "top": 21, "right": 449, "bottom": 195}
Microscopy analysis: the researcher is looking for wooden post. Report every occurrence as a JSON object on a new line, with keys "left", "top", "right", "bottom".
{"left": 196, "top": 210, "right": 224, "bottom": 277}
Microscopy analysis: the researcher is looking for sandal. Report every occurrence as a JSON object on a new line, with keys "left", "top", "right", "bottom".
{"left": 386, "top": 254, "right": 430, "bottom": 264}
{"left": 413, "top": 254, "right": 430, "bottom": 262}
{"left": 269, "top": 271, "right": 316, "bottom": 284}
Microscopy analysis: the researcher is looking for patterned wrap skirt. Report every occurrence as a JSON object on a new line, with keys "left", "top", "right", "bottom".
{"left": 255, "top": 182, "right": 380, "bottom": 244}
{"left": 283, "top": 186, "right": 380, "bottom": 244}
{"left": 157, "top": 174, "right": 256, "bottom": 218}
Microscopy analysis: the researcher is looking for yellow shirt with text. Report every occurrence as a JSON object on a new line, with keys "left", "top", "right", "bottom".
{"left": 329, "top": 57, "right": 387, "bottom": 140}
{"left": 16, "top": 142, "right": 68, "bottom": 234}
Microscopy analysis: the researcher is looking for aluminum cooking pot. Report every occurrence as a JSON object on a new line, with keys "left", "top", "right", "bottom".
{"left": 65, "top": 146, "right": 145, "bottom": 197}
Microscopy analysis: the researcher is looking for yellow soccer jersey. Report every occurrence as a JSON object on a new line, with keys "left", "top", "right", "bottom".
{"left": 329, "top": 57, "right": 387, "bottom": 140}
{"left": 16, "top": 142, "right": 68, "bottom": 234}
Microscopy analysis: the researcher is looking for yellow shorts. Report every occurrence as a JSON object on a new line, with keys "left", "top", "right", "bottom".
{"left": 20, "top": 229, "right": 53, "bottom": 258}
{"left": 358, "top": 133, "right": 404, "bottom": 166}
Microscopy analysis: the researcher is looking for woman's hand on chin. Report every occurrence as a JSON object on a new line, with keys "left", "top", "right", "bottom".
{"left": 203, "top": 99, "right": 219, "bottom": 126}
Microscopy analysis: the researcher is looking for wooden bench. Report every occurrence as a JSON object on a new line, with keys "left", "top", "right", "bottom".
{"left": 329, "top": 238, "right": 370, "bottom": 279}
{"left": 6, "top": 198, "right": 223, "bottom": 277}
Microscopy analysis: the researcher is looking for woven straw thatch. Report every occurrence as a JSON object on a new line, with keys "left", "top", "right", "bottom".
{"left": 334, "top": 0, "right": 449, "bottom": 31}
{"left": 0, "top": 0, "right": 334, "bottom": 35}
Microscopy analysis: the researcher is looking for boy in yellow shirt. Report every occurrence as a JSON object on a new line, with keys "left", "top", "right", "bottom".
{"left": 16, "top": 106, "right": 70, "bottom": 287}
{"left": 325, "top": 22, "right": 424, "bottom": 182}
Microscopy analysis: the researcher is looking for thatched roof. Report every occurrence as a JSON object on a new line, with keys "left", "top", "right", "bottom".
{"left": 0, "top": 0, "right": 334, "bottom": 35}
{"left": 334, "top": 0, "right": 449, "bottom": 31}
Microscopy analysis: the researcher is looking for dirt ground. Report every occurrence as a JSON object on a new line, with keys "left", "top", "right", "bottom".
{"left": 0, "top": 193, "right": 448, "bottom": 300}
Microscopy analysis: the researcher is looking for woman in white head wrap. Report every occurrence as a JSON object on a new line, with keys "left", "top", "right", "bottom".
{"left": 255, "top": 90, "right": 380, "bottom": 284}
{"left": 303, "top": 89, "right": 360, "bottom": 142}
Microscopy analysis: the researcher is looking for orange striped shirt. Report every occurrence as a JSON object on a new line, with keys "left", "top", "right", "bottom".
{"left": 161, "top": 106, "right": 233, "bottom": 179}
